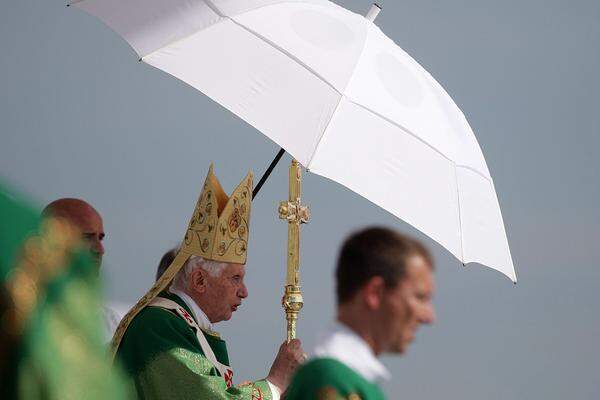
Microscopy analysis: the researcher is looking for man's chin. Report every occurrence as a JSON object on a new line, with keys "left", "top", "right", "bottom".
{"left": 389, "top": 345, "right": 406, "bottom": 354}
{"left": 92, "top": 259, "right": 102, "bottom": 274}
{"left": 222, "top": 311, "right": 233, "bottom": 321}
{"left": 388, "top": 339, "right": 409, "bottom": 354}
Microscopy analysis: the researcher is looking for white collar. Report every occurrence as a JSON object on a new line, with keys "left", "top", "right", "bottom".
{"left": 313, "top": 321, "right": 391, "bottom": 383}
{"left": 169, "top": 288, "right": 214, "bottom": 331}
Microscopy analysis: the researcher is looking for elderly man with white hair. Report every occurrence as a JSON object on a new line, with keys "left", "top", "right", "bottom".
{"left": 170, "top": 255, "right": 247, "bottom": 330}
{"left": 113, "top": 166, "right": 304, "bottom": 400}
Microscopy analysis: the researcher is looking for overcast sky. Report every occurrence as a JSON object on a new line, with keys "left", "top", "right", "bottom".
{"left": 1, "top": 0, "right": 599, "bottom": 399}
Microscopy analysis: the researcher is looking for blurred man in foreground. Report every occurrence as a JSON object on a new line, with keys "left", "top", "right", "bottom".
{"left": 286, "top": 227, "right": 436, "bottom": 400}
{"left": 41, "top": 197, "right": 120, "bottom": 339}
{"left": 42, "top": 198, "right": 105, "bottom": 268}
{"left": 0, "top": 185, "right": 127, "bottom": 399}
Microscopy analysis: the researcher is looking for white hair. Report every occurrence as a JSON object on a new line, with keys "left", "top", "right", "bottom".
{"left": 171, "top": 255, "right": 227, "bottom": 292}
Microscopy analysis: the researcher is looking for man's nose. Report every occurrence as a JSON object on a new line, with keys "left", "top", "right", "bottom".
{"left": 238, "top": 283, "right": 248, "bottom": 299}
{"left": 90, "top": 238, "right": 104, "bottom": 256}
{"left": 420, "top": 304, "right": 436, "bottom": 325}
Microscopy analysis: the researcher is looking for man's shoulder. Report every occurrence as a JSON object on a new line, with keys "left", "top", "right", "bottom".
{"left": 297, "top": 357, "right": 364, "bottom": 384}
{"left": 117, "top": 304, "right": 200, "bottom": 362}
{"left": 129, "top": 304, "right": 189, "bottom": 334}
{"left": 288, "top": 357, "right": 384, "bottom": 400}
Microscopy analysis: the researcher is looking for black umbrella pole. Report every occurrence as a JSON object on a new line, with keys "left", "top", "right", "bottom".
{"left": 252, "top": 148, "right": 286, "bottom": 200}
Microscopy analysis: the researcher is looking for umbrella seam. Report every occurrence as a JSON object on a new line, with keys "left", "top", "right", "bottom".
{"left": 308, "top": 165, "right": 469, "bottom": 273}
{"left": 306, "top": 93, "right": 493, "bottom": 185}
{"left": 139, "top": 11, "right": 344, "bottom": 98}
{"left": 228, "top": 20, "right": 341, "bottom": 95}
{"left": 344, "top": 99, "right": 492, "bottom": 183}
{"left": 68, "top": 1, "right": 227, "bottom": 59}
{"left": 206, "top": 0, "right": 345, "bottom": 17}
{"left": 306, "top": 94, "right": 344, "bottom": 170}
{"left": 71, "top": 1, "right": 345, "bottom": 16}
{"left": 306, "top": 20, "right": 372, "bottom": 170}
{"left": 453, "top": 164, "right": 466, "bottom": 264}
{"left": 140, "top": 18, "right": 229, "bottom": 61}
{"left": 455, "top": 164, "right": 491, "bottom": 183}
{"left": 203, "top": 0, "right": 225, "bottom": 17}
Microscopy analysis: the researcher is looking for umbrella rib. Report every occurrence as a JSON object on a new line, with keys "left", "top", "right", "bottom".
{"left": 305, "top": 95, "right": 343, "bottom": 171}
{"left": 228, "top": 20, "right": 342, "bottom": 95}
{"left": 455, "top": 164, "right": 492, "bottom": 183}
{"left": 340, "top": 98, "right": 493, "bottom": 184}
{"left": 139, "top": 19, "right": 342, "bottom": 96}
{"left": 453, "top": 165, "right": 466, "bottom": 264}
{"left": 203, "top": 0, "right": 226, "bottom": 18}
{"left": 307, "top": 24, "right": 372, "bottom": 171}
{"left": 349, "top": 100, "right": 451, "bottom": 163}
{"left": 137, "top": 2, "right": 347, "bottom": 98}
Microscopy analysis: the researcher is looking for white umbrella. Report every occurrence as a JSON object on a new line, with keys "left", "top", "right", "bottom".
{"left": 69, "top": 0, "right": 516, "bottom": 282}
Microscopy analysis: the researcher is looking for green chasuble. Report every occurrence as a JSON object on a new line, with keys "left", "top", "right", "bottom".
{"left": 116, "top": 291, "right": 272, "bottom": 400}
{"left": 285, "top": 358, "right": 385, "bottom": 400}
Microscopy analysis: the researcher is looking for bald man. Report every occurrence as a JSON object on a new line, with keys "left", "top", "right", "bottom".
{"left": 42, "top": 198, "right": 120, "bottom": 340}
{"left": 42, "top": 198, "right": 105, "bottom": 269}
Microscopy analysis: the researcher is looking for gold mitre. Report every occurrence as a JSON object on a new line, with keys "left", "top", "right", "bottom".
{"left": 109, "top": 164, "right": 253, "bottom": 358}
{"left": 182, "top": 164, "right": 253, "bottom": 264}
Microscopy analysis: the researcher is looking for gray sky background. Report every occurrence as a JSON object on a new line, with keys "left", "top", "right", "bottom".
{"left": 1, "top": 0, "right": 599, "bottom": 398}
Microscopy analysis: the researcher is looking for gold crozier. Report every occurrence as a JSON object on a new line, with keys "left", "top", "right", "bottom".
{"left": 278, "top": 159, "right": 310, "bottom": 342}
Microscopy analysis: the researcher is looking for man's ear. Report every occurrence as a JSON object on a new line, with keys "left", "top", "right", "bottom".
{"left": 189, "top": 268, "right": 208, "bottom": 294}
{"left": 363, "top": 276, "right": 385, "bottom": 310}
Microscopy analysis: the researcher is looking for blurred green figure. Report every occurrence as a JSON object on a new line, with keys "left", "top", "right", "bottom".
{"left": 0, "top": 182, "right": 127, "bottom": 399}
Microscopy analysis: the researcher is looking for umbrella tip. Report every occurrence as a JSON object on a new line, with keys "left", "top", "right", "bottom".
{"left": 366, "top": 3, "right": 382, "bottom": 22}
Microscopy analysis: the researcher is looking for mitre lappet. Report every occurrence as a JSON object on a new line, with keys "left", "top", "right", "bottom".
{"left": 109, "top": 164, "right": 253, "bottom": 356}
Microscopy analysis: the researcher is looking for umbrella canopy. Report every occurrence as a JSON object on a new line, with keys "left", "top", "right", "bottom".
{"left": 69, "top": 0, "right": 515, "bottom": 281}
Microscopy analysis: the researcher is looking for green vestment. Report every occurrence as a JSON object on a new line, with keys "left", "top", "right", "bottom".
{"left": 0, "top": 182, "right": 127, "bottom": 399}
{"left": 116, "top": 291, "right": 272, "bottom": 400}
{"left": 285, "top": 358, "right": 385, "bottom": 400}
